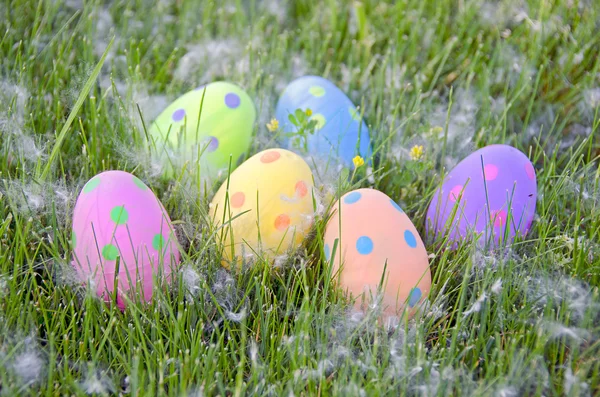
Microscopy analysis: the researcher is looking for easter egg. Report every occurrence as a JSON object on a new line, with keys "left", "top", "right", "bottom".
{"left": 71, "top": 171, "right": 180, "bottom": 309}
{"left": 426, "top": 144, "right": 537, "bottom": 247}
{"left": 274, "top": 75, "right": 371, "bottom": 168}
{"left": 209, "top": 148, "right": 314, "bottom": 266}
{"left": 323, "top": 189, "right": 431, "bottom": 317}
{"left": 149, "top": 81, "right": 256, "bottom": 178}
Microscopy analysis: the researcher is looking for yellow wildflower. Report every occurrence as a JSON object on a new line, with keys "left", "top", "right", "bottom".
{"left": 352, "top": 155, "right": 365, "bottom": 168}
{"left": 266, "top": 118, "right": 279, "bottom": 132}
{"left": 409, "top": 145, "right": 424, "bottom": 161}
{"left": 305, "top": 108, "right": 313, "bottom": 117}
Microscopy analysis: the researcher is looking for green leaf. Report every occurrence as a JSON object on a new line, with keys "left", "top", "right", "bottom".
{"left": 39, "top": 36, "right": 115, "bottom": 181}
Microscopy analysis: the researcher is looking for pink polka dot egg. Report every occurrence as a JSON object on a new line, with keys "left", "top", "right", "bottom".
{"left": 209, "top": 148, "right": 315, "bottom": 267}
{"left": 148, "top": 81, "right": 256, "bottom": 178}
{"left": 70, "top": 170, "right": 180, "bottom": 309}
{"left": 426, "top": 144, "right": 537, "bottom": 247}
{"left": 323, "top": 189, "right": 431, "bottom": 318}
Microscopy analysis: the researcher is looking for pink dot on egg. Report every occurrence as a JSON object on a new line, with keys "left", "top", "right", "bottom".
{"left": 525, "top": 162, "right": 535, "bottom": 180}
{"left": 490, "top": 209, "right": 507, "bottom": 227}
{"left": 274, "top": 214, "right": 291, "bottom": 231}
{"left": 448, "top": 185, "right": 463, "bottom": 202}
{"left": 230, "top": 192, "right": 245, "bottom": 208}
{"left": 295, "top": 181, "right": 308, "bottom": 198}
{"left": 483, "top": 164, "right": 498, "bottom": 181}
{"left": 260, "top": 151, "right": 281, "bottom": 164}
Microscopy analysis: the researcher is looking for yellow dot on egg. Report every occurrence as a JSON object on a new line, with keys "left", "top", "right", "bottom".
{"left": 311, "top": 113, "right": 326, "bottom": 130}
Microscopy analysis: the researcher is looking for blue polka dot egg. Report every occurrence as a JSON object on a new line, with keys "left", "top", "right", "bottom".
{"left": 274, "top": 76, "right": 371, "bottom": 168}
{"left": 323, "top": 188, "right": 431, "bottom": 318}
{"left": 148, "top": 81, "right": 256, "bottom": 178}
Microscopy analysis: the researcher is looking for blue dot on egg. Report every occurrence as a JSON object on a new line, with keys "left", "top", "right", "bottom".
{"left": 408, "top": 287, "right": 422, "bottom": 307}
{"left": 324, "top": 243, "right": 331, "bottom": 261}
{"left": 404, "top": 230, "right": 417, "bottom": 248}
{"left": 390, "top": 199, "right": 404, "bottom": 213}
{"left": 344, "top": 191, "right": 362, "bottom": 204}
{"left": 356, "top": 236, "right": 373, "bottom": 255}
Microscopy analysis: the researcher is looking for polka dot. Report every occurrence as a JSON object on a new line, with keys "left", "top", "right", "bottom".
{"left": 230, "top": 192, "right": 245, "bottom": 208}
{"left": 225, "top": 93, "right": 240, "bottom": 108}
{"left": 311, "top": 113, "right": 326, "bottom": 130}
{"left": 483, "top": 164, "right": 498, "bottom": 181}
{"left": 83, "top": 177, "right": 100, "bottom": 193}
{"left": 102, "top": 244, "right": 119, "bottom": 261}
{"left": 172, "top": 108, "right": 186, "bottom": 122}
{"left": 110, "top": 206, "right": 129, "bottom": 225}
{"left": 152, "top": 234, "right": 166, "bottom": 251}
{"left": 203, "top": 136, "right": 219, "bottom": 152}
{"left": 344, "top": 191, "right": 362, "bottom": 204}
{"left": 295, "top": 181, "right": 308, "bottom": 198}
{"left": 324, "top": 243, "right": 331, "bottom": 261}
{"left": 71, "top": 231, "right": 76, "bottom": 248}
{"left": 274, "top": 214, "right": 291, "bottom": 231}
{"left": 356, "top": 236, "right": 373, "bottom": 255}
{"left": 309, "top": 86, "right": 326, "bottom": 97}
{"left": 525, "top": 162, "right": 535, "bottom": 180}
{"left": 490, "top": 209, "right": 507, "bottom": 227}
{"left": 408, "top": 287, "right": 422, "bottom": 307}
{"left": 404, "top": 230, "right": 417, "bottom": 248}
{"left": 448, "top": 185, "right": 463, "bottom": 202}
{"left": 349, "top": 106, "right": 362, "bottom": 121}
{"left": 132, "top": 176, "right": 147, "bottom": 190}
{"left": 390, "top": 199, "right": 404, "bottom": 213}
{"left": 260, "top": 151, "right": 281, "bottom": 164}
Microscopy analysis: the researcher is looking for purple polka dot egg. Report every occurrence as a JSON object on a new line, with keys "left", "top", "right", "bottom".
{"left": 70, "top": 170, "right": 180, "bottom": 309}
{"left": 426, "top": 144, "right": 537, "bottom": 247}
{"left": 149, "top": 81, "right": 256, "bottom": 178}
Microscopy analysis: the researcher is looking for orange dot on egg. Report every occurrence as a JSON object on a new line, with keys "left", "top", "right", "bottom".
{"left": 260, "top": 151, "right": 281, "bottom": 164}
{"left": 230, "top": 192, "right": 245, "bottom": 208}
{"left": 274, "top": 214, "right": 291, "bottom": 231}
{"left": 295, "top": 181, "right": 308, "bottom": 198}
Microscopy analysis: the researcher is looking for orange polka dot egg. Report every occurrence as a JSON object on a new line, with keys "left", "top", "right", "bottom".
{"left": 70, "top": 171, "right": 180, "bottom": 310}
{"left": 209, "top": 148, "right": 314, "bottom": 266}
{"left": 149, "top": 81, "right": 256, "bottom": 178}
{"left": 324, "top": 189, "right": 431, "bottom": 318}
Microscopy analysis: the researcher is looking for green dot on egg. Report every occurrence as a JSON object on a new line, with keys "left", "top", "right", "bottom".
{"left": 102, "top": 244, "right": 119, "bottom": 261}
{"left": 132, "top": 175, "right": 148, "bottom": 190}
{"left": 110, "top": 206, "right": 129, "bottom": 225}
{"left": 152, "top": 234, "right": 166, "bottom": 251}
{"left": 83, "top": 177, "right": 101, "bottom": 194}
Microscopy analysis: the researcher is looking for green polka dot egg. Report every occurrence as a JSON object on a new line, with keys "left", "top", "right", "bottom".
{"left": 149, "top": 81, "right": 256, "bottom": 178}
{"left": 71, "top": 170, "right": 180, "bottom": 309}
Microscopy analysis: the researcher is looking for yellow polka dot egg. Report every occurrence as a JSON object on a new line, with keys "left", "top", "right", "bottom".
{"left": 324, "top": 189, "right": 431, "bottom": 318}
{"left": 70, "top": 171, "right": 180, "bottom": 310}
{"left": 149, "top": 81, "right": 256, "bottom": 178}
{"left": 209, "top": 148, "right": 315, "bottom": 266}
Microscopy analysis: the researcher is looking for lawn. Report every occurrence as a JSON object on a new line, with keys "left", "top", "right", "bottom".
{"left": 1, "top": 0, "right": 599, "bottom": 395}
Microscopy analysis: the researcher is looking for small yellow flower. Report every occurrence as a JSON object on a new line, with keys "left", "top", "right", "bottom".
{"left": 305, "top": 108, "right": 313, "bottom": 117}
{"left": 409, "top": 145, "right": 424, "bottom": 161}
{"left": 266, "top": 118, "right": 279, "bottom": 132}
{"left": 430, "top": 126, "right": 444, "bottom": 134}
{"left": 352, "top": 155, "right": 365, "bottom": 168}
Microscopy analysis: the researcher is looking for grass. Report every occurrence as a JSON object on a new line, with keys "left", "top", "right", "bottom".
{"left": 1, "top": 0, "right": 600, "bottom": 395}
